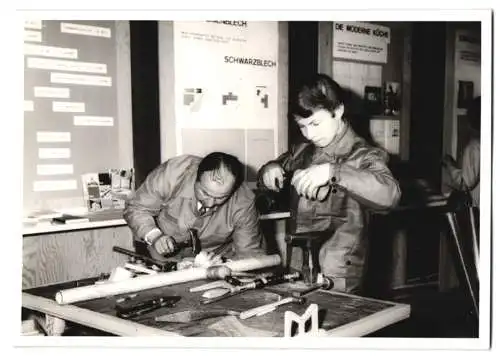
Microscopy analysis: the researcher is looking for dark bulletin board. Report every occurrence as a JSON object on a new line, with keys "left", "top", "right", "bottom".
{"left": 23, "top": 20, "right": 132, "bottom": 213}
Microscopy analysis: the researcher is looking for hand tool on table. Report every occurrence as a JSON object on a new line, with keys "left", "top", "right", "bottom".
{"left": 189, "top": 267, "right": 257, "bottom": 294}
{"left": 190, "top": 280, "right": 233, "bottom": 293}
{"left": 115, "top": 295, "right": 181, "bottom": 319}
{"left": 112, "top": 246, "right": 177, "bottom": 272}
{"left": 155, "top": 309, "right": 240, "bottom": 323}
{"left": 290, "top": 273, "right": 334, "bottom": 298}
{"left": 182, "top": 265, "right": 255, "bottom": 300}
{"left": 200, "top": 271, "right": 301, "bottom": 305}
{"left": 239, "top": 296, "right": 306, "bottom": 320}
{"left": 204, "top": 265, "right": 256, "bottom": 280}
{"left": 124, "top": 262, "right": 158, "bottom": 275}
{"left": 190, "top": 275, "right": 244, "bottom": 300}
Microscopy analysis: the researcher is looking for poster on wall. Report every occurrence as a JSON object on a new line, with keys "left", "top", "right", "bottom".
{"left": 173, "top": 21, "right": 280, "bottom": 179}
{"left": 333, "top": 22, "right": 390, "bottom": 63}
{"left": 173, "top": 21, "right": 279, "bottom": 130}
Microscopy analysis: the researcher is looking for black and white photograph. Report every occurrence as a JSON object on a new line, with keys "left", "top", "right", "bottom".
{"left": 5, "top": 2, "right": 497, "bottom": 357}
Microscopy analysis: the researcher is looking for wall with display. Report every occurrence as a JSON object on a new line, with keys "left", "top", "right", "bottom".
{"left": 23, "top": 20, "right": 133, "bottom": 214}
{"left": 323, "top": 21, "right": 410, "bottom": 160}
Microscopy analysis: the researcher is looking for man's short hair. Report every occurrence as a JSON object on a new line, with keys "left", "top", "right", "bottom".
{"left": 289, "top": 73, "right": 345, "bottom": 119}
{"left": 196, "top": 152, "right": 244, "bottom": 189}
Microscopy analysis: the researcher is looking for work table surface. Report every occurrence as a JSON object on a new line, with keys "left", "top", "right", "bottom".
{"left": 23, "top": 210, "right": 292, "bottom": 236}
{"left": 22, "top": 275, "right": 410, "bottom": 337}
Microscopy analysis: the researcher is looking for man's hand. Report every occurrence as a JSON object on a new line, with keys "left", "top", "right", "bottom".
{"left": 261, "top": 163, "right": 285, "bottom": 192}
{"left": 291, "top": 163, "right": 331, "bottom": 199}
{"left": 147, "top": 235, "right": 177, "bottom": 261}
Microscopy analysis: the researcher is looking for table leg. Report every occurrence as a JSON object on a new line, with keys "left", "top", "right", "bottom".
{"left": 44, "top": 315, "right": 66, "bottom": 336}
{"left": 274, "top": 219, "right": 287, "bottom": 267}
{"left": 391, "top": 229, "right": 407, "bottom": 289}
{"left": 29, "top": 312, "right": 67, "bottom": 336}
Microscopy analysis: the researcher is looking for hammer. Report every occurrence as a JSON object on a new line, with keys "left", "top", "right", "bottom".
{"left": 170, "top": 228, "right": 202, "bottom": 256}
{"left": 112, "top": 246, "right": 177, "bottom": 272}
{"left": 113, "top": 228, "right": 201, "bottom": 269}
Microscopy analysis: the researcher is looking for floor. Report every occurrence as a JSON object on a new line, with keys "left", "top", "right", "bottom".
{"left": 369, "top": 285, "right": 479, "bottom": 338}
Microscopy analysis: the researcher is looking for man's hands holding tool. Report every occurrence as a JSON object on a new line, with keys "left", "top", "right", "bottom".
{"left": 148, "top": 235, "right": 178, "bottom": 262}
{"left": 261, "top": 162, "right": 333, "bottom": 201}
{"left": 261, "top": 163, "right": 286, "bottom": 192}
{"left": 291, "top": 163, "right": 332, "bottom": 200}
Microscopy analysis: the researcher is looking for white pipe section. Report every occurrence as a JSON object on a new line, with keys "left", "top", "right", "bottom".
{"left": 55, "top": 255, "right": 281, "bottom": 304}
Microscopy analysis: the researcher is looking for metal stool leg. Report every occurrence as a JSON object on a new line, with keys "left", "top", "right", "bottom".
{"left": 302, "top": 245, "right": 311, "bottom": 284}
{"left": 468, "top": 207, "right": 480, "bottom": 273}
{"left": 285, "top": 238, "right": 293, "bottom": 272}
{"left": 446, "top": 212, "right": 479, "bottom": 318}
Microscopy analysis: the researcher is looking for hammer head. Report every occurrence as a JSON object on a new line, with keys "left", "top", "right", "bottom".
{"left": 188, "top": 228, "right": 202, "bottom": 255}
{"left": 162, "top": 229, "right": 201, "bottom": 258}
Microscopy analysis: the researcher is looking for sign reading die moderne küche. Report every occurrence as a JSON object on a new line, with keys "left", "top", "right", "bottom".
{"left": 333, "top": 22, "right": 391, "bottom": 64}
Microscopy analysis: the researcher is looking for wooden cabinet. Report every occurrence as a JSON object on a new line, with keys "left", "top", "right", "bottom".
{"left": 22, "top": 226, "right": 134, "bottom": 289}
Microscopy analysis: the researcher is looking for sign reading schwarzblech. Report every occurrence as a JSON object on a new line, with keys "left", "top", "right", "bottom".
{"left": 333, "top": 22, "right": 391, "bottom": 64}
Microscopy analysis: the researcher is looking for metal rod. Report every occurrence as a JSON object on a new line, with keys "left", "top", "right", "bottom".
{"left": 468, "top": 207, "right": 480, "bottom": 273}
{"left": 112, "top": 246, "right": 168, "bottom": 267}
{"left": 446, "top": 213, "right": 479, "bottom": 317}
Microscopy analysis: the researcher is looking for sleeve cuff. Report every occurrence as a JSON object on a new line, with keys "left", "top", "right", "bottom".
{"left": 144, "top": 228, "right": 162, "bottom": 246}
{"left": 329, "top": 163, "right": 341, "bottom": 186}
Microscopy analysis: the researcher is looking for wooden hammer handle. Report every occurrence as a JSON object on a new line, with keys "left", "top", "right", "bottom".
{"left": 239, "top": 297, "right": 305, "bottom": 320}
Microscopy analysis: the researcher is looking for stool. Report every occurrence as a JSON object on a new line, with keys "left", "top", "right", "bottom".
{"left": 284, "top": 231, "right": 326, "bottom": 285}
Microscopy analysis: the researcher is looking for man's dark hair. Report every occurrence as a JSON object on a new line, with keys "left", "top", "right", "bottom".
{"left": 467, "top": 96, "right": 481, "bottom": 132}
{"left": 196, "top": 152, "right": 244, "bottom": 189}
{"left": 289, "top": 73, "right": 345, "bottom": 119}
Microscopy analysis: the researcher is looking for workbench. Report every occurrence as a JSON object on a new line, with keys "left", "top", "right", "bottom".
{"left": 22, "top": 209, "right": 291, "bottom": 289}
{"left": 21, "top": 275, "right": 410, "bottom": 337}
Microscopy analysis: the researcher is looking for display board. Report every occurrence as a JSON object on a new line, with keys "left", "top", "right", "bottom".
{"left": 330, "top": 22, "right": 408, "bottom": 160}
{"left": 159, "top": 21, "right": 287, "bottom": 183}
{"left": 23, "top": 20, "right": 132, "bottom": 214}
